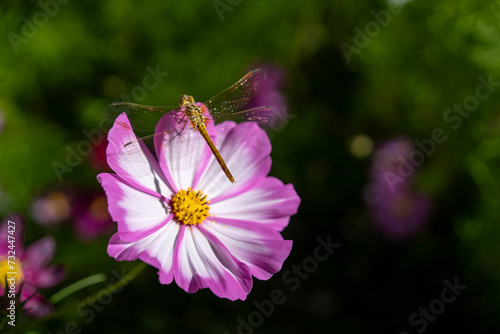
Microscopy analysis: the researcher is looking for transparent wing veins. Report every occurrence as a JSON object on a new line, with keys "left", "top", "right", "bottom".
{"left": 104, "top": 102, "right": 178, "bottom": 132}
{"left": 212, "top": 106, "right": 279, "bottom": 128}
{"left": 205, "top": 68, "right": 267, "bottom": 115}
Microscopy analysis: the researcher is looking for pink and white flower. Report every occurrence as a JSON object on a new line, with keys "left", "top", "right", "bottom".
{"left": 98, "top": 112, "right": 300, "bottom": 300}
{"left": 0, "top": 215, "right": 66, "bottom": 317}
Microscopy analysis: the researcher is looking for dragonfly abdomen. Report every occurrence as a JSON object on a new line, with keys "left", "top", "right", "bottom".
{"left": 182, "top": 97, "right": 234, "bottom": 183}
{"left": 196, "top": 124, "right": 235, "bottom": 183}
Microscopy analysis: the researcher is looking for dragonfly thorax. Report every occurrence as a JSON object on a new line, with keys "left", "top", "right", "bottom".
{"left": 179, "top": 94, "right": 205, "bottom": 127}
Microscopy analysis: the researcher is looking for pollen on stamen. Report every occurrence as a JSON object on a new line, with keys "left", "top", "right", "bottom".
{"left": 171, "top": 187, "right": 210, "bottom": 225}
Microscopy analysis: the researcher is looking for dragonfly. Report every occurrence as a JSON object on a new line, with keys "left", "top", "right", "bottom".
{"left": 104, "top": 68, "right": 278, "bottom": 183}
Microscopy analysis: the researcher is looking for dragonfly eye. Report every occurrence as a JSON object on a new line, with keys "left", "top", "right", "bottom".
{"left": 180, "top": 95, "right": 195, "bottom": 107}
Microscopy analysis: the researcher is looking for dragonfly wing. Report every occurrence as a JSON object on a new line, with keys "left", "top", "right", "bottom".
{"left": 212, "top": 106, "right": 279, "bottom": 128}
{"left": 205, "top": 68, "right": 267, "bottom": 115}
{"left": 104, "top": 102, "right": 177, "bottom": 132}
{"left": 108, "top": 126, "right": 205, "bottom": 167}
{"left": 104, "top": 121, "right": 165, "bottom": 181}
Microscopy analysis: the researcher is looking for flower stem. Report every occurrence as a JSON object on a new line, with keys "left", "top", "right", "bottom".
{"left": 5, "top": 261, "right": 147, "bottom": 333}
{"left": 50, "top": 273, "right": 108, "bottom": 304}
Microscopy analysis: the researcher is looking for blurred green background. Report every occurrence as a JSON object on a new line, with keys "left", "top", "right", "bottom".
{"left": 1, "top": 0, "right": 500, "bottom": 333}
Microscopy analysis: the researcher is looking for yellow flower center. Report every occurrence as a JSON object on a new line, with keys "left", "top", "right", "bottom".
{"left": 0, "top": 258, "right": 23, "bottom": 289}
{"left": 171, "top": 188, "right": 210, "bottom": 225}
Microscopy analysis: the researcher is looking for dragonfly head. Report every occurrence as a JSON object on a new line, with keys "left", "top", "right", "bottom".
{"left": 179, "top": 95, "right": 195, "bottom": 108}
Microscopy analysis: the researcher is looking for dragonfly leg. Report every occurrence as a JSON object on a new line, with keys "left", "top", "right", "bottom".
{"left": 174, "top": 112, "right": 187, "bottom": 125}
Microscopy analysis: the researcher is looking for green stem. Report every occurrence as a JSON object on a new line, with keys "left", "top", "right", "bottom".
{"left": 50, "top": 273, "right": 108, "bottom": 304}
{"left": 5, "top": 262, "right": 147, "bottom": 333}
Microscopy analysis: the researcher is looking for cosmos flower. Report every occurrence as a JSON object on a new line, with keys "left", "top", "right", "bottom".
{"left": 0, "top": 215, "right": 65, "bottom": 317}
{"left": 98, "top": 112, "right": 300, "bottom": 300}
{"left": 364, "top": 138, "right": 431, "bottom": 241}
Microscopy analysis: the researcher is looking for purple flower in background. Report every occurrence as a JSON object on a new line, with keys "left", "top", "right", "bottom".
{"left": 30, "top": 190, "right": 72, "bottom": 227}
{"left": 369, "top": 137, "right": 413, "bottom": 183}
{"left": 369, "top": 190, "right": 431, "bottom": 241}
{"left": 31, "top": 187, "right": 113, "bottom": 241}
{"left": 246, "top": 64, "right": 288, "bottom": 128}
{"left": 0, "top": 215, "right": 66, "bottom": 317}
{"left": 364, "top": 137, "right": 431, "bottom": 241}
{"left": 72, "top": 191, "right": 113, "bottom": 242}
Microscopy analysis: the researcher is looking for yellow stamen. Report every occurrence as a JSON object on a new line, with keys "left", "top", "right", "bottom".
{"left": 171, "top": 188, "right": 210, "bottom": 225}
{"left": 0, "top": 258, "right": 23, "bottom": 289}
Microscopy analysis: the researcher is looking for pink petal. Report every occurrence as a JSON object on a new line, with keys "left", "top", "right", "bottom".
{"left": 173, "top": 225, "right": 252, "bottom": 300}
{"left": 26, "top": 265, "right": 66, "bottom": 289}
{"left": 154, "top": 112, "right": 213, "bottom": 192}
{"left": 108, "top": 220, "right": 181, "bottom": 285}
{"left": 105, "top": 113, "right": 174, "bottom": 196}
{"left": 98, "top": 173, "right": 172, "bottom": 242}
{"left": 196, "top": 121, "right": 272, "bottom": 198}
{"left": 200, "top": 219, "right": 292, "bottom": 280}
{"left": 210, "top": 177, "right": 300, "bottom": 230}
{"left": 20, "top": 284, "right": 53, "bottom": 318}
{"left": 22, "top": 237, "right": 55, "bottom": 268}
{"left": 21, "top": 237, "right": 66, "bottom": 289}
